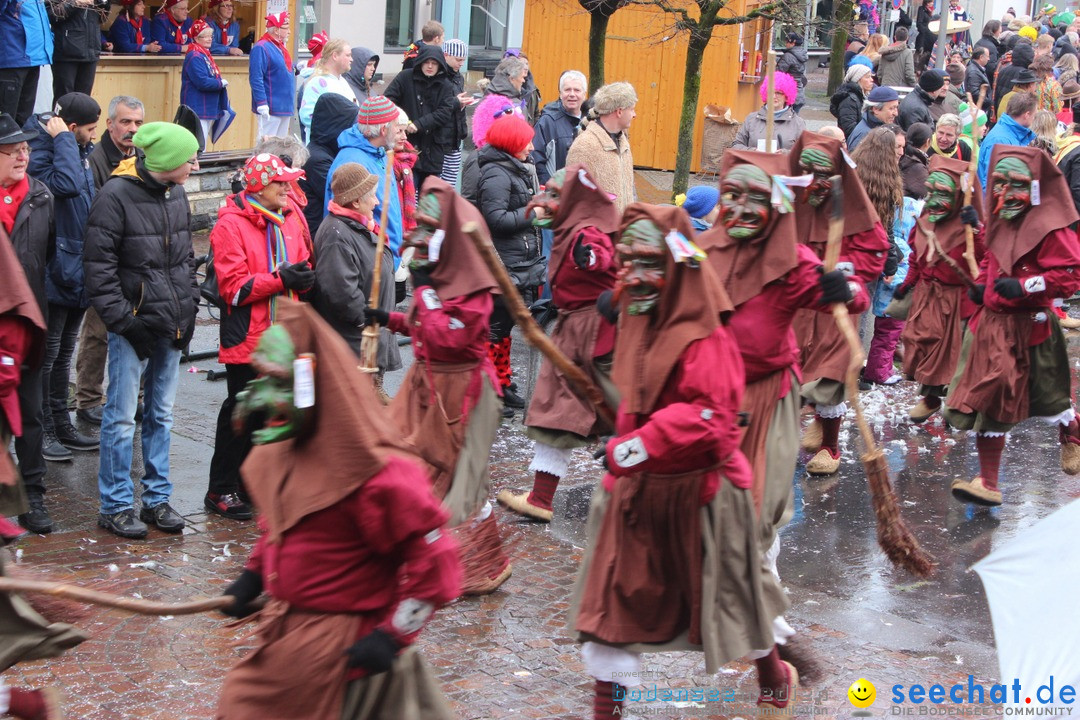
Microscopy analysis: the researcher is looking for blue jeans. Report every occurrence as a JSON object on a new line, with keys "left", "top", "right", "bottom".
{"left": 97, "top": 332, "right": 181, "bottom": 514}
{"left": 540, "top": 228, "right": 554, "bottom": 301}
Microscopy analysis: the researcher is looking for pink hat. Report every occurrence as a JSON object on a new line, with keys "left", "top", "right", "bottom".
{"left": 244, "top": 153, "right": 304, "bottom": 193}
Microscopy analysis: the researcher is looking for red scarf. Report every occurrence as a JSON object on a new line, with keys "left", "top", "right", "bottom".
{"left": 260, "top": 32, "right": 292, "bottom": 72}
{"left": 215, "top": 19, "right": 230, "bottom": 46}
{"left": 130, "top": 15, "right": 144, "bottom": 46}
{"left": 164, "top": 12, "right": 184, "bottom": 44}
{"left": 328, "top": 201, "right": 380, "bottom": 236}
{"left": 0, "top": 177, "right": 29, "bottom": 235}
{"left": 188, "top": 42, "right": 221, "bottom": 78}
{"left": 394, "top": 144, "right": 418, "bottom": 234}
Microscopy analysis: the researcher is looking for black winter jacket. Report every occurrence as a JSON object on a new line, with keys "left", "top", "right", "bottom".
{"left": 916, "top": 6, "right": 936, "bottom": 52}
{"left": 83, "top": 159, "right": 198, "bottom": 345}
{"left": 476, "top": 144, "right": 545, "bottom": 286}
{"left": 995, "top": 42, "right": 1034, "bottom": 110}
{"left": 530, "top": 100, "right": 582, "bottom": 185}
{"left": 447, "top": 68, "right": 469, "bottom": 148}
{"left": 975, "top": 34, "right": 1002, "bottom": 81}
{"left": 830, "top": 82, "right": 866, "bottom": 138}
{"left": 898, "top": 87, "right": 935, "bottom": 130}
{"left": 8, "top": 178, "right": 55, "bottom": 314}
{"left": 299, "top": 93, "right": 360, "bottom": 237}
{"left": 48, "top": 0, "right": 109, "bottom": 62}
{"left": 384, "top": 44, "right": 457, "bottom": 175}
{"left": 1058, "top": 141, "right": 1080, "bottom": 217}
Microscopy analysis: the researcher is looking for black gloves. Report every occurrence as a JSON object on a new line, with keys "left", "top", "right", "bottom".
{"left": 994, "top": 277, "right": 1024, "bottom": 299}
{"left": 818, "top": 268, "right": 853, "bottom": 305}
{"left": 123, "top": 321, "right": 155, "bottom": 360}
{"left": 968, "top": 283, "right": 985, "bottom": 305}
{"left": 410, "top": 265, "right": 433, "bottom": 290}
{"left": 277, "top": 260, "right": 315, "bottom": 291}
{"left": 593, "top": 441, "right": 610, "bottom": 471}
{"left": 883, "top": 242, "right": 901, "bottom": 278}
{"left": 596, "top": 289, "right": 619, "bottom": 324}
{"left": 960, "top": 205, "right": 979, "bottom": 227}
{"left": 221, "top": 569, "right": 263, "bottom": 618}
{"left": 892, "top": 284, "right": 910, "bottom": 301}
{"left": 572, "top": 239, "right": 592, "bottom": 269}
{"left": 364, "top": 308, "right": 390, "bottom": 327}
{"left": 344, "top": 629, "right": 399, "bottom": 674}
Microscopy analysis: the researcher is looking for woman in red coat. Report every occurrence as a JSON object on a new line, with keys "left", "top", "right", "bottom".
{"left": 206, "top": 153, "right": 313, "bottom": 521}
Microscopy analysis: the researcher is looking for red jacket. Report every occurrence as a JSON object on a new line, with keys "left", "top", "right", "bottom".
{"left": 211, "top": 193, "right": 312, "bottom": 365}
{"left": 549, "top": 226, "right": 618, "bottom": 357}
{"left": 245, "top": 456, "right": 461, "bottom": 678}
{"left": 0, "top": 316, "right": 34, "bottom": 436}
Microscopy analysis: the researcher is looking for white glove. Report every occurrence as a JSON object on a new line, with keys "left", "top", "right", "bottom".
{"left": 221, "top": 78, "right": 229, "bottom": 87}
{"left": 257, "top": 105, "right": 270, "bottom": 117}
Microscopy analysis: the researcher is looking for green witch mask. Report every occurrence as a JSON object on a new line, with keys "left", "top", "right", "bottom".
{"left": 990, "top": 157, "right": 1033, "bottom": 221}
{"left": 798, "top": 147, "right": 835, "bottom": 208}
{"left": 233, "top": 325, "right": 315, "bottom": 444}
{"left": 402, "top": 191, "right": 443, "bottom": 268}
{"left": 616, "top": 219, "right": 667, "bottom": 316}
{"left": 528, "top": 168, "right": 566, "bottom": 228}
{"left": 925, "top": 171, "right": 960, "bottom": 224}
{"left": 719, "top": 165, "right": 773, "bottom": 241}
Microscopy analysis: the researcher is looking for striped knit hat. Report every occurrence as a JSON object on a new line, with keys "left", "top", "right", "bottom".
{"left": 443, "top": 39, "right": 467, "bottom": 59}
{"left": 358, "top": 96, "right": 399, "bottom": 125}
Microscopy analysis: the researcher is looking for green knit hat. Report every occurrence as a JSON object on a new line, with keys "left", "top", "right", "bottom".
{"left": 133, "top": 122, "right": 200, "bottom": 172}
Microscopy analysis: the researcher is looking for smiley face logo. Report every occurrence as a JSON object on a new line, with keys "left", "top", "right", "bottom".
{"left": 848, "top": 678, "right": 876, "bottom": 708}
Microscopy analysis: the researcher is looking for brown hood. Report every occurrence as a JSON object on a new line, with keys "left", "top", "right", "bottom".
{"left": 418, "top": 176, "right": 501, "bottom": 300}
{"left": 547, "top": 164, "right": 621, "bottom": 276}
{"left": 985, "top": 145, "right": 1079, "bottom": 274}
{"left": 697, "top": 150, "right": 799, "bottom": 308}
{"left": 241, "top": 301, "right": 417, "bottom": 542}
{"left": 612, "top": 204, "right": 733, "bottom": 416}
{"left": 913, "top": 154, "right": 984, "bottom": 260}
{"left": 788, "top": 131, "right": 881, "bottom": 247}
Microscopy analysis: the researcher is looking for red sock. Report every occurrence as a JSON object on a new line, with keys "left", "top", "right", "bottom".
{"left": 819, "top": 415, "right": 842, "bottom": 458}
{"left": 593, "top": 680, "right": 623, "bottom": 719}
{"left": 755, "top": 647, "right": 792, "bottom": 706}
{"left": 1060, "top": 418, "right": 1080, "bottom": 447}
{"left": 8, "top": 688, "right": 45, "bottom": 720}
{"left": 527, "top": 471, "right": 560, "bottom": 511}
{"left": 976, "top": 434, "right": 1005, "bottom": 490}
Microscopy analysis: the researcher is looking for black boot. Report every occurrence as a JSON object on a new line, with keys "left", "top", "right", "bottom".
{"left": 41, "top": 430, "right": 73, "bottom": 462}
{"left": 53, "top": 416, "right": 99, "bottom": 451}
{"left": 19, "top": 494, "right": 53, "bottom": 534}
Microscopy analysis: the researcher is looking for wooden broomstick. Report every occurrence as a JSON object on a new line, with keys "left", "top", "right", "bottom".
{"left": 961, "top": 87, "right": 987, "bottom": 279}
{"left": 764, "top": 50, "right": 777, "bottom": 153}
{"left": 0, "top": 577, "right": 235, "bottom": 616}
{"left": 359, "top": 150, "right": 396, "bottom": 373}
{"left": 461, "top": 221, "right": 615, "bottom": 429}
{"left": 916, "top": 218, "right": 978, "bottom": 292}
{"left": 823, "top": 178, "right": 935, "bottom": 578}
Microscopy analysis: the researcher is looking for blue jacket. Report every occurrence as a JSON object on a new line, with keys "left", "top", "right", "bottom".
{"left": 108, "top": 14, "right": 152, "bottom": 53}
{"left": 978, "top": 114, "right": 1036, "bottom": 191}
{"left": 249, "top": 37, "right": 294, "bottom": 115}
{"left": 0, "top": 0, "right": 53, "bottom": 68}
{"left": 148, "top": 11, "right": 191, "bottom": 54}
{"left": 181, "top": 50, "right": 228, "bottom": 119}
{"left": 326, "top": 126, "right": 401, "bottom": 269}
{"left": 530, "top": 100, "right": 582, "bottom": 186}
{"left": 873, "top": 203, "right": 919, "bottom": 317}
{"left": 27, "top": 115, "right": 95, "bottom": 308}
{"left": 208, "top": 18, "right": 239, "bottom": 55}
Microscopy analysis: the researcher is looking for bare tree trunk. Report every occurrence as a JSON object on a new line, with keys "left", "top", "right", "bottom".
{"left": 673, "top": 32, "right": 708, "bottom": 198}
{"left": 827, "top": 0, "right": 853, "bottom": 95}
{"left": 588, "top": 12, "right": 611, "bottom": 94}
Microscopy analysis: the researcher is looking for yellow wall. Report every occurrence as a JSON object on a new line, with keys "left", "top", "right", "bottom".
{"left": 523, "top": 0, "right": 771, "bottom": 172}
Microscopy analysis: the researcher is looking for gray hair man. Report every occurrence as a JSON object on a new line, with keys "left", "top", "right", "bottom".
{"left": 531, "top": 69, "right": 588, "bottom": 186}
{"left": 565, "top": 81, "right": 637, "bottom": 213}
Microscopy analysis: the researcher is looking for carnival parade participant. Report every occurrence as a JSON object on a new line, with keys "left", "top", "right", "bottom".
{"left": 789, "top": 131, "right": 890, "bottom": 476}
{"left": 894, "top": 155, "right": 986, "bottom": 423}
{"left": 945, "top": 145, "right": 1080, "bottom": 507}
{"left": 497, "top": 165, "right": 620, "bottom": 522}
{"left": 373, "top": 177, "right": 513, "bottom": 596}
{"left": 570, "top": 204, "right": 791, "bottom": 720}
{"left": 217, "top": 301, "right": 461, "bottom": 720}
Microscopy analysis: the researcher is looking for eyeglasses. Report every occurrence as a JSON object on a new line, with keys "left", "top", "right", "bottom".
{"left": 0, "top": 147, "right": 29, "bottom": 159}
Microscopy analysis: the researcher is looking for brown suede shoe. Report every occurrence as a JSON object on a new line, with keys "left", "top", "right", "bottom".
{"left": 496, "top": 489, "right": 553, "bottom": 522}
{"left": 806, "top": 448, "right": 840, "bottom": 476}
{"left": 950, "top": 477, "right": 1002, "bottom": 507}
{"left": 463, "top": 563, "right": 512, "bottom": 596}
{"left": 908, "top": 398, "right": 940, "bottom": 424}
{"left": 800, "top": 418, "right": 823, "bottom": 452}
{"left": 1061, "top": 442, "right": 1080, "bottom": 475}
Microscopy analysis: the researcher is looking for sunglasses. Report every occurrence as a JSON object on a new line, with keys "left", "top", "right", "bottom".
{"left": 492, "top": 106, "right": 515, "bottom": 120}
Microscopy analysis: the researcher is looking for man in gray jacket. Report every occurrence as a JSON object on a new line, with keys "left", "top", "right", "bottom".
{"left": 879, "top": 27, "right": 917, "bottom": 88}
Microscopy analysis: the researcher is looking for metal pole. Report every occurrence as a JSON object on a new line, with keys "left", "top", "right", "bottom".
{"left": 937, "top": 1, "right": 949, "bottom": 69}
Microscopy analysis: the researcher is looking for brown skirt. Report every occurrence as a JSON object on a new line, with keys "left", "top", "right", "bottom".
{"left": 569, "top": 473, "right": 787, "bottom": 674}
{"left": 741, "top": 372, "right": 800, "bottom": 548}
{"left": 796, "top": 307, "right": 851, "bottom": 385}
{"left": 525, "top": 307, "right": 616, "bottom": 441}
{"left": 902, "top": 280, "right": 967, "bottom": 388}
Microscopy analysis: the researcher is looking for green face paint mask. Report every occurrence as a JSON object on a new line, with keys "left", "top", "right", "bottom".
{"left": 530, "top": 168, "right": 565, "bottom": 228}
{"left": 617, "top": 220, "right": 667, "bottom": 316}
{"left": 402, "top": 191, "right": 443, "bottom": 268}
{"left": 233, "top": 325, "right": 315, "bottom": 445}
{"left": 925, "top": 171, "right": 959, "bottom": 224}
{"left": 990, "top": 157, "right": 1033, "bottom": 221}
{"left": 798, "top": 148, "right": 835, "bottom": 208}
{"left": 719, "top": 165, "right": 774, "bottom": 241}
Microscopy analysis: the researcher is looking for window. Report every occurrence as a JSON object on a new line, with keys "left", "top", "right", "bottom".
{"left": 386, "top": 0, "right": 415, "bottom": 49}
{"left": 297, "top": 0, "right": 323, "bottom": 49}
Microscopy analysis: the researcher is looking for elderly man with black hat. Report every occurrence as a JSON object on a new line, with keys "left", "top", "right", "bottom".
{"left": 996, "top": 68, "right": 1038, "bottom": 119}
{"left": 83, "top": 121, "right": 201, "bottom": 539}
{"left": 848, "top": 85, "right": 900, "bottom": 151}
{"left": 0, "top": 113, "right": 56, "bottom": 534}
{"left": 26, "top": 92, "right": 101, "bottom": 471}
{"left": 899, "top": 69, "right": 948, "bottom": 130}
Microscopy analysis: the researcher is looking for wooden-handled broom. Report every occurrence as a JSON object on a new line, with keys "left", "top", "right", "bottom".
{"left": 823, "top": 178, "right": 936, "bottom": 578}
{"left": 0, "top": 577, "right": 235, "bottom": 616}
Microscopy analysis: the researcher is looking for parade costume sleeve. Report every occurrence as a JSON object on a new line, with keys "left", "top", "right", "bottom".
{"left": 0, "top": 316, "right": 33, "bottom": 435}
{"left": 405, "top": 288, "right": 493, "bottom": 358}
{"left": 783, "top": 244, "right": 871, "bottom": 314}
{"left": 842, "top": 223, "right": 891, "bottom": 286}
{"left": 387, "top": 310, "right": 410, "bottom": 336}
{"left": 605, "top": 329, "right": 748, "bottom": 495}
{"left": 985, "top": 228, "right": 1080, "bottom": 312}
{"left": 573, "top": 226, "right": 616, "bottom": 273}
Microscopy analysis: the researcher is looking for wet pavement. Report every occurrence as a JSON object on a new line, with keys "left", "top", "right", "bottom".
{"left": 6, "top": 258, "right": 1080, "bottom": 717}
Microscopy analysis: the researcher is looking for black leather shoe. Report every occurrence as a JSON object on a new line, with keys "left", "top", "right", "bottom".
{"left": 140, "top": 502, "right": 185, "bottom": 533}
{"left": 41, "top": 432, "right": 73, "bottom": 462}
{"left": 205, "top": 492, "right": 253, "bottom": 520}
{"left": 502, "top": 387, "right": 526, "bottom": 409}
{"left": 76, "top": 406, "right": 104, "bottom": 425}
{"left": 18, "top": 495, "right": 53, "bottom": 534}
{"left": 98, "top": 509, "right": 148, "bottom": 539}
{"left": 54, "top": 419, "right": 99, "bottom": 451}
{"left": 501, "top": 404, "right": 515, "bottom": 419}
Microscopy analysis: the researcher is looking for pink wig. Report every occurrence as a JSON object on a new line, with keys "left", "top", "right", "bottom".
{"left": 760, "top": 71, "right": 798, "bottom": 107}
{"left": 472, "top": 94, "right": 525, "bottom": 148}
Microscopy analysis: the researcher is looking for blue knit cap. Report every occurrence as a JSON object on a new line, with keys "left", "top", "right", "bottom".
{"left": 682, "top": 186, "right": 720, "bottom": 219}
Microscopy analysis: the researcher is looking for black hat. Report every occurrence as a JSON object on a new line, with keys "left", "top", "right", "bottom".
{"left": 785, "top": 31, "right": 804, "bottom": 45}
{"left": 1014, "top": 68, "right": 1039, "bottom": 84}
{"left": 54, "top": 92, "right": 101, "bottom": 126}
{"left": 919, "top": 69, "right": 947, "bottom": 92}
{"left": 0, "top": 114, "right": 38, "bottom": 145}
